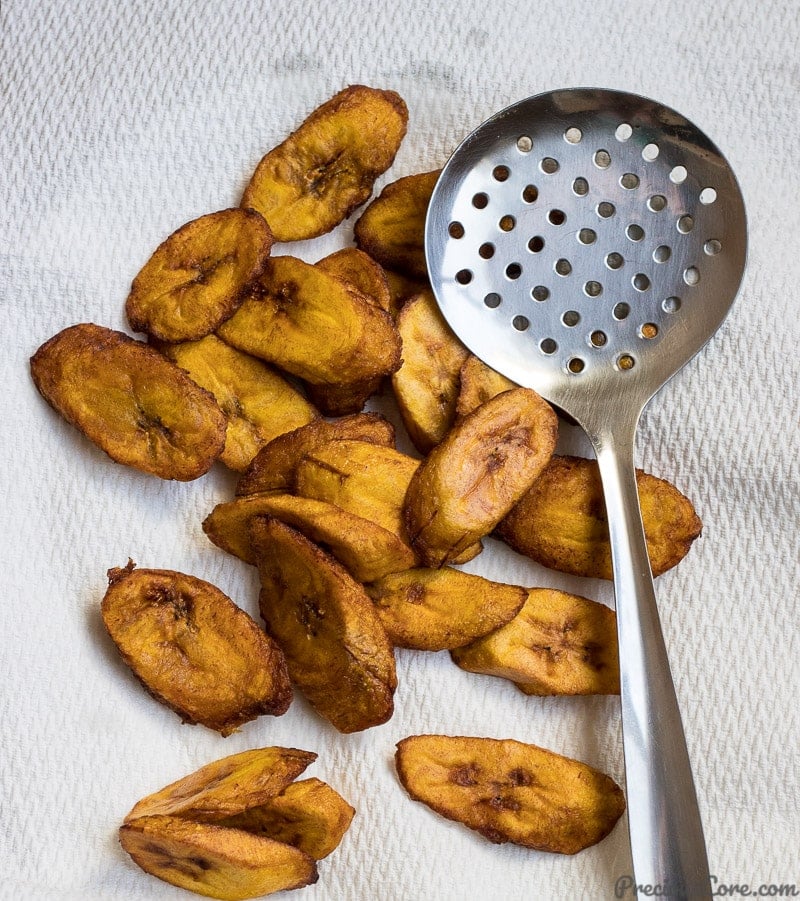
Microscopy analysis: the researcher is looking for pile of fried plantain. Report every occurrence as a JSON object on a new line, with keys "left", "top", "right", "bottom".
{"left": 120, "top": 747, "right": 354, "bottom": 899}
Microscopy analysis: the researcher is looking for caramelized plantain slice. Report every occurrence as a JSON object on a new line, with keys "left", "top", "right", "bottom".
{"left": 251, "top": 516, "right": 396, "bottom": 734}
{"left": 456, "top": 355, "right": 517, "bottom": 418}
{"left": 354, "top": 170, "right": 440, "bottom": 278}
{"left": 395, "top": 735, "right": 625, "bottom": 854}
{"left": 203, "top": 493, "right": 415, "bottom": 582}
{"left": 305, "top": 377, "right": 383, "bottom": 418}
{"left": 161, "top": 335, "right": 317, "bottom": 472}
{"left": 30, "top": 324, "right": 226, "bottom": 480}
{"left": 218, "top": 778, "right": 355, "bottom": 861}
{"left": 235, "top": 413, "right": 395, "bottom": 496}
{"left": 451, "top": 588, "right": 620, "bottom": 695}
{"left": 365, "top": 568, "right": 526, "bottom": 651}
{"left": 496, "top": 455, "right": 703, "bottom": 579}
{"left": 241, "top": 85, "right": 408, "bottom": 242}
{"left": 102, "top": 564, "right": 291, "bottom": 735}
{"left": 125, "top": 747, "right": 317, "bottom": 823}
{"left": 392, "top": 290, "right": 470, "bottom": 453}
{"left": 317, "top": 247, "right": 392, "bottom": 312}
{"left": 119, "top": 815, "right": 317, "bottom": 900}
{"left": 404, "top": 388, "right": 558, "bottom": 566}
{"left": 126, "top": 209, "right": 273, "bottom": 343}
{"left": 217, "top": 255, "right": 401, "bottom": 386}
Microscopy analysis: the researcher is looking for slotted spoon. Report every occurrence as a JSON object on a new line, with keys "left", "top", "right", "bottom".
{"left": 425, "top": 88, "right": 746, "bottom": 897}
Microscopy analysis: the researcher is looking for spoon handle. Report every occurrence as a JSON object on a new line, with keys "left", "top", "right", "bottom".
{"left": 593, "top": 417, "right": 711, "bottom": 899}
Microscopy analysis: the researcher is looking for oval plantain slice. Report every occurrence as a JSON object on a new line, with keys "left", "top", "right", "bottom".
{"left": 126, "top": 208, "right": 273, "bottom": 343}
{"left": 354, "top": 170, "right": 441, "bottom": 279}
{"left": 451, "top": 588, "right": 620, "bottom": 695}
{"left": 30, "top": 324, "right": 226, "bottom": 480}
{"left": 404, "top": 388, "right": 558, "bottom": 567}
{"left": 456, "top": 355, "right": 518, "bottom": 419}
{"left": 102, "top": 564, "right": 292, "bottom": 736}
{"left": 125, "top": 747, "right": 317, "bottom": 823}
{"left": 317, "top": 247, "right": 392, "bottom": 312}
{"left": 241, "top": 85, "right": 408, "bottom": 242}
{"left": 119, "top": 815, "right": 318, "bottom": 901}
{"left": 496, "top": 455, "right": 703, "bottom": 579}
{"left": 161, "top": 335, "right": 318, "bottom": 472}
{"left": 235, "top": 413, "right": 395, "bottom": 496}
{"left": 251, "top": 516, "right": 397, "bottom": 734}
{"left": 217, "top": 255, "right": 401, "bottom": 386}
{"left": 203, "top": 493, "right": 416, "bottom": 582}
{"left": 392, "top": 290, "right": 470, "bottom": 453}
{"left": 217, "top": 778, "right": 355, "bottom": 861}
{"left": 395, "top": 735, "right": 625, "bottom": 854}
{"left": 365, "top": 568, "right": 527, "bottom": 651}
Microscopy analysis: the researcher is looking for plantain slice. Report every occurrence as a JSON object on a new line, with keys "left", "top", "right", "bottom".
{"left": 217, "top": 255, "right": 401, "bottom": 386}
{"left": 241, "top": 85, "right": 408, "bottom": 242}
{"left": 126, "top": 209, "right": 273, "bottom": 343}
{"left": 392, "top": 290, "right": 470, "bottom": 453}
{"left": 404, "top": 388, "right": 558, "bottom": 567}
{"left": 251, "top": 516, "right": 397, "bottom": 734}
{"left": 203, "top": 493, "right": 415, "bottom": 582}
{"left": 102, "top": 564, "right": 291, "bottom": 735}
{"left": 235, "top": 413, "right": 395, "bottom": 496}
{"left": 125, "top": 747, "right": 317, "bottom": 823}
{"left": 354, "top": 170, "right": 440, "bottom": 278}
{"left": 218, "top": 778, "right": 355, "bottom": 861}
{"left": 317, "top": 247, "right": 392, "bottom": 312}
{"left": 496, "top": 455, "right": 703, "bottom": 579}
{"left": 365, "top": 568, "right": 526, "bottom": 651}
{"left": 119, "top": 816, "right": 317, "bottom": 900}
{"left": 161, "top": 335, "right": 318, "bottom": 472}
{"left": 451, "top": 588, "right": 620, "bottom": 695}
{"left": 30, "top": 324, "right": 226, "bottom": 480}
{"left": 456, "top": 355, "right": 517, "bottom": 418}
{"left": 395, "top": 735, "right": 625, "bottom": 854}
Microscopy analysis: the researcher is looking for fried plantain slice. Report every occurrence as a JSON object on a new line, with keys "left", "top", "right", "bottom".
{"left": 496, "top": 455, "right": 703, "bottom": 579}
{"left": 125, "top": 747, "right": 317, "bottom": 823}
{"left": 203, "top": 493, "right": 415, "bottom": 582}
{"left": 392, "top": 290, "right": 470, "bottom": 453}
{"left": 119, "top": 815, "right": 317, "bottom": 900}
{"left": 102, "top": 564, "right": 291, "bottom": 735}
{"left": 456, "top": 355, "right": 517, "bottom": 418}
{"left": 241, "top": 85, "right": 408, "bottom": 242}
{"left": 354, "top": 170, "right": 440, "bottom": 278}
{"left": 126, "top": 209, "right": 273, "bottom": 343}
{"left": 161, "top": 335, "right": 317, "bottom": 472}
{"left": 30, "top": 324, "right": 226, "bottom": 480}
{"left": 235, "top": 413, "right": 395, "bottom": 496}
{"left": 218, "top": 778, "right": 355, "bottom": 861}
{"left": 404, "top": 388, "right": 558, "bottom": 567}
{"left": 395, "top": 735, "right": 625, "bottom": 854}
{"left": 365, "top": 568, "right": 526, "bottom": 651}
{"left": 217, "top": 255, "right": 401, "bottom": 386}
{"left": 451, "top": 588, "right": 620, "bottom": 695}
{"left": 305, "top": 377, "right": 383, "bottom": 418}
{"left": 251, "top": 516, "right": 396, "bottom": 734}
{"left": 317, "top": 247, "right": 392, "bottom": 312}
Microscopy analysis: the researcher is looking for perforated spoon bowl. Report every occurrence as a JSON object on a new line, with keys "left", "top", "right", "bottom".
{"left": 425, "top": 88, "right": 746, "bottom": 897}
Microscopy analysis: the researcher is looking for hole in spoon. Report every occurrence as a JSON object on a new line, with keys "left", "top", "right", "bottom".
{"left": 512, "top": 315, "right": 529, "bottom": 331}
{"left": 448, "top": 221, "right": 464, "bottom": 239}
{"left": 472, "top": 192, "right": 489, "bottom": 209}
{"left": 615, "top": 123, "right": 632, "bottom": 141}
{"left": 517, "top": 135, "right": 532, "bottom": 153}
{"left": 565, "top": 127, "right": 583, "bottom": 144}
{"left": 541, "top": 157, "right": 559, "bottom": 174}
{"left": 590, "top": 330, "right": 607, "bottom": 347}
{"left": 540, "top": 338, "right": 557, "bottom": 354}
{"left": 617, "top": 353, "right": 635, "bottom": 370}
{"left": 522, "top": 185, "right": 538, "bottom": 203}
{"left": 568, "top": 357, "right": 585, "bottom": 373}
{"left": 613, "top": 302, "right": 630, "bottom": 320}
{"left": 573, "top": 177, "right": 589, "bottom": 196}
{"left": 479, "top": 242, "right": 495, "bottom": 259}
{"left": 493, "top": 165, "right": 510, "bottom": 182}
{"left": 528, "top": 236, "right": 545, "bottom": 253}
{"left": 499, "top": 215, "right": 516, "bottom": 232}
{"left": 531, "top": 285, "right": 549, "bottom": 301}
{"left": 455, "top": 269, "right": 472, "bottom": 285}
{"left": 484, "top": 293, "right": 501, "bottom": 308}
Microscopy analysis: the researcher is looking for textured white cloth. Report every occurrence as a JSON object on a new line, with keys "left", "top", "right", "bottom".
{"left": 2, "top": 1, "right": 799, "bottom": 898}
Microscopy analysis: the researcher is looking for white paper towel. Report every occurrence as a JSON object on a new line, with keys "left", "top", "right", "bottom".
{"left": 2, "top": 1, "right": 799, "bottom": 898}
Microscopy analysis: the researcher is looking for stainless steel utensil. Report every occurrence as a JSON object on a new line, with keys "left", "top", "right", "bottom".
{"left": 425, "top": 88, "right": 746, "bottom": 897}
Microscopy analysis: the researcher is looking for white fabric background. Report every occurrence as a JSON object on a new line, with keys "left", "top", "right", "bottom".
{"left": 2, "top": 1, "right": 798, "bottom": 898}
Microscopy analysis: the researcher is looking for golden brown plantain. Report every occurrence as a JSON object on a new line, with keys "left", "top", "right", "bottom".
{"left": 241, "top": 85, "right": 408, "bottom": 242}
{"left": 251, "top": 516, "right": 396, "bottom": 734}
{"left": 496, "top": 455, "right": 702, "bottom": 579}
{"left": 160, "top": 335, "right": 317, "bottom": 471}
{"left": 354, "top": 170, "right": 440, "bottom": 278}
{"left": 30, "top": 324, "right": 226, "bottom": 480}
{"left": 395, "top": 735, "right": 625, "bottom": 854}
{"left": 317, "top": 247, "right": 392, "bottom": 312}
{"left": 203, "top": 493, "right": 415, "bottom": 582}
{"left": 126, "top": 209, "right": 273, "bottom": 343}
{"left": 102, "top": 564, "right": 291, "bottom": 735}
{"left": 451, "top": 588, "right": 620, "bottom": 695}
{"left": 404, "top": 388, "right": 558, "bottom": 566}
{"left": 455, "top": 355, "right": 517, "bottom": 418}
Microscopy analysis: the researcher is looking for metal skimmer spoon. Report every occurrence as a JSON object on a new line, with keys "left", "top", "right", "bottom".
{"left": 425, "top": 88, "right": 746, "bottom": 897}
